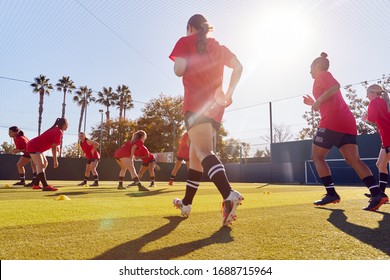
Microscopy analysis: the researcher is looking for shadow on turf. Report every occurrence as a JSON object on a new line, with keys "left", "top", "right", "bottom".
{"left": 318, "top": 208, "right": 390, "bottom": 257}
{"left": 92, "top": 216, "right": 233, "bottom": 260}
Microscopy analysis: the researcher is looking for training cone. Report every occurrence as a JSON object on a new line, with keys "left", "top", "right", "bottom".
{"left": 4, "top": 184, "right": 11, "bottom": 188}
{"left": 55, "top": 195, "right": 70, "bottom": 201}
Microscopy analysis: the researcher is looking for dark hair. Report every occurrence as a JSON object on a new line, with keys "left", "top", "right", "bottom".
{"left": 78, "top": 132, "right": 89, "bottom": 144}
{"left": 312, "top": 52, "right": 330, "bottom": 71}
{"left": 51, "top": 118, "right": 68, "bottom": 129}
{"left": 9, "top": 126, "right": 24, "bottom": 136}
{"left": 187, "top": 14, "right": 213, "bottom": 54}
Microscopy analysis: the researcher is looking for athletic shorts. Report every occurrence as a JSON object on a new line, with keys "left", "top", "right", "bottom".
{"left": 142, "top": 158, "right": 156, "bottom": 167}
{"left": 176, "top": 155, "right": 189, "bottom": 162}
{"left": 383, "top": 146, "right": 390, "bottom": 154}
{"left": 184, "top": 111, "right": 221, "bottom": 131}
{"left": 87, "top": 158, "right": 100, "bottom": 164}
{"left": 313, "top": 128, "right": 357, "bottom": 149}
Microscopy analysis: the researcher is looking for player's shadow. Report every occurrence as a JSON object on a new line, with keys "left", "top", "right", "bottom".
{"left": 319, "top": 208, "right": 390, "bottom": 256}
{"left": 92, "top": 216, "right": 233, "bottom": 260}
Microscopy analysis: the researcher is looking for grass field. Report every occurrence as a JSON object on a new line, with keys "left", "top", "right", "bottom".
{"left": 0, "top": 180, "right": 389, "bottom": 260}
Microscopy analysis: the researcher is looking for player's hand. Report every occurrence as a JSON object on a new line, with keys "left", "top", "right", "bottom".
{"left": 215, "top": 87, "right": 232, "bottom": 108}
{"left": 303, "top": 95, "right": 315, "bottom": 106}
{"left": 53, "top": 160, "right": 59, "bottom": 168}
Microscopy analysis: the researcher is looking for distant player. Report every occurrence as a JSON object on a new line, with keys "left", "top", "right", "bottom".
{"left": 8, "top": 126, "right": 36, "bottom": 186}
{"left": 133, "top": 144, "right": 158, "bottom": 188}
{"left": 77, "top": 132, "right": 100, "bottom": 187}
{"left": 26, "top": 118, "right": 68, "bottom": 191}
{"left": 303, "top": 52, "right": 388, "bottom": 210}
{"left": 168, "top": 132, "right": 190, "bottom": 186}
{"left": 114, "top": 130, "right": 149, "bottom": 191}
{"left": 363, "top": 84, "right": 390, "bottom": 197}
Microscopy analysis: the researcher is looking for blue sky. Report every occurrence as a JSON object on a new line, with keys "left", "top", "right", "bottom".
{"left": 1, "top": 0, "right": 389, "bottom": 154}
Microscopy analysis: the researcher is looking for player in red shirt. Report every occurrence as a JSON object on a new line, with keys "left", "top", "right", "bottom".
{"left": 170, "top": 14, "right": 244, "bottom": 226}
{"left": 133, "top": 144, "right": 158, "bottom": 188}
{"left": 26, "top": 118, "right": 68, "bottom": 191}
{"left": 8, "top": 126, "right": 36, "bottom": 186}
{"left": 303, "top": 53, "right": 388, "bottom": 210}
{"left": 363, "top": 84, "right": 390, "bottom": 197}
{"left": 168, "top": 132, "right": 190, "bottom": 186}
{"left": 114, "top": 130, "right": 149, "bottom": 191}
{"left": 77, "top": 132, "right": 100, "bottom": 187}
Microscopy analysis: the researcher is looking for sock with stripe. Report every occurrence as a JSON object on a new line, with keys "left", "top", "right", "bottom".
{"left": 379, "top": 173, "right": 388, "bottom": 193}
{"left": 201, "top": 154, "right": 231, "bottom": 200}
{"left": 320, "top": 175, "right": 337, "bottom": 195}
{"left": 182, "top": 169, "right": 203, "bottom": 206}
{"left": 362, "top": 175, "right": 380, "bottom": 196}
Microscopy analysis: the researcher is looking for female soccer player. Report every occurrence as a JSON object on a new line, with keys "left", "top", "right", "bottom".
{"left": 8, "top": 126, "right": 36, "bottom": 186}
{"left": 168, "top": 132, "right": 190, "bottom": 186}
{"left": 363, "top": 84, "right": 390, "bottom": 196}
{"left": 26, "top": 118, "right": 68, "bottom": 191}
{"left": 114, "top": 130, "right": 149, "bottom": 191}
{"left": 303, "top": 53, "right": 388, "bottom": 211}
{"left": 169, "top": 14, "right": 244, "bottom": 226}
{"left": 77, "top": 132, "right": 100, "bottom": 187}
{"left": 134, "top": 144, "right": 157, "bottom": 188}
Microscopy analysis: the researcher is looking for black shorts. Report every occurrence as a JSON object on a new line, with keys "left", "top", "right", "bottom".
{"left": 184, "top": 111, "right": 221, "bottom": 131}
{"left": 176, "top": 156, "right": 189, "bottom": 162}
{"left": 313, "top": 128, "right": 357, "bottom": 149}
{"left": 383, "top": 146, "right": 390, "bottom": 154}
{"left": 142, "top": 158, "right": 156, "bottom": 167}
{"left": 22, "top": 153, "right": 31, "bottom": 159}
{"left": 87, "top": 158, "right": 100, "bottom": 164}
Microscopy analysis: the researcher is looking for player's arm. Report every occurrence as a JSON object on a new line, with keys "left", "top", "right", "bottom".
{"left": 312, "top": 83, "right": 340, "bottom": 110}
{"left": 225, "top": 56, "right": 243, "bottom": 104}
{"left": 52, "top": 144, "right": 59, "bottom": 168}
{"left": 174, "top": 57, "right": 187, "bottom": 77}
{"left": 87, "top": 139, "right": 99, "bottom": 155}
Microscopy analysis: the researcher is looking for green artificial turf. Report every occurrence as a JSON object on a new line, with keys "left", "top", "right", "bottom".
{"left": 0, "top": 181, "right": 389, "bottom": 260}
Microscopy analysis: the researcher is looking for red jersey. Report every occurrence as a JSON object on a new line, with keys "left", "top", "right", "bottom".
{"left": 170, "top": 34, "right": 236, "bottom": 123}
{"left": 80, "top": 139, "right": 100, "bottom": 160}
{"left": 14, "top": 135, "right": 30, "bottom": 157}
{"left": 313, "top": 71, "right": 356, "bottom": 135}
{"left": 177, "top": 132, "right": 189, "bottom": 160}
{"left": 134, "top": 145, "right": 155, "bottom": 163}
{"left": 114, "top": 139, "right": 143, "bottom": 158}
{"left": 367, "top": 97, "right": 390, "bottom": 146}
{"left": 26, "top": 127, "right": 63, "bottom": 153}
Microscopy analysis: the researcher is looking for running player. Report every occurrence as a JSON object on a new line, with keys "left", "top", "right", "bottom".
{"left": 8, "top": 126, "right": 36, "bottom": 186}
{"left": 363, "top": 84, "right": 390, "bottom": 197}
{"left": 303, "top": 52, "right": 388, "bottom": 211}
{"left": 168, "top": 132, "right": 190, "bottom": 186}
{"left": 77, "top": 132, "right": 100, "bottom": 187}
{"left": 26, "top": 118, "right": 68, "bottom": 191}
{"left": 114, "top": 130, "right": 149, "bottom": 191}
{"left": 169, "top": 14, "right": 244, "bottom": 226}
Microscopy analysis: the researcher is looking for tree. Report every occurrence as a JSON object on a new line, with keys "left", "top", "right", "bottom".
{"left": 218, "top": 137, "right": 250, "bottom": 163}
{"left": 115, "top": 85, "right": 134, "bottom": 121}
{"left": 89, "top": 118, "right": 137, "bottom": 158}
{"left": 73, "top": 86, "right": 95, "bottom": 133}
{"left": 136, "top": 93, "right": 184, "bottom": 153}
{"left": 264, "top": 122, "right": 294, "bottom": 143}
{"left": 56, "top": 76, "right": 76, "bottom": 119}
{"left": 96, "top": 86, "right": 116, "bottom": 122}
{"left": 298, "top": 109, "right": 320, "bottom": 140}
{"left": 30, "top": 75, "right": 53, "bottom": 135}
{"left": 63, "top": 143, "right": 80, "bottom": 158}
{"left": 1, "top": 142, "right": 14, "bottom": 154}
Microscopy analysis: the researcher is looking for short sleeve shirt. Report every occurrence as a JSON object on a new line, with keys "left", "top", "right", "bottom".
{"left": 26, "top": 127, "right": 63, "bottom": 153}
{"left": 367, "top": 97, "right": 390, "bottom": 146}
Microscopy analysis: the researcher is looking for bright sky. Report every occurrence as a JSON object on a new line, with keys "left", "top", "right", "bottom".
{"left": 1, "top": 0, "right": 389, "bottom": 154}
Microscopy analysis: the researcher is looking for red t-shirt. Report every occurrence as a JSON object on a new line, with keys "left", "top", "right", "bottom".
{"left": 14, "top": 135, "right": 30, "bottom": 157}
{"left": 134, "top": 145, "right": 155, "bottom": 163}
{"left": 114, "top": 139, "right": 143, "bottom": 158}
{"left": 367, "top": 97, "right": 390, "bottom": 146}
{"left": 26, "top": 127, "right": 63, "bottom": 153}
{"left": 169, "top": 34, "right": 236, "bottom": 123}
{"left": 313, "top": 71, "right": 356, "bottom": 135}
{"left": 177, "top": 132, "right": 189, "bottom": 160}
{"left": 80, "top": 139, "right": 100, "bottom": 160}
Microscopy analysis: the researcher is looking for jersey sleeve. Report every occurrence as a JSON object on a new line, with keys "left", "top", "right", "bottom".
{"left": 367, "top": 100, "right": 379, "bottom": 123}
{"left": 169, "top": 37, "right": 189, "bottom": 61}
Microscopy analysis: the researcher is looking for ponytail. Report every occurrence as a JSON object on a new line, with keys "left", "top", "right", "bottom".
{"left": 131, "top": 130, "right": 146, "bottom": 143}
{"left": 9, "top": 126, "right": 24, "bottom": 136}
{"left": 383, "top": 89, "right": 390, "bottom": 112}
{"left": 187, "top": 14, "right": 213, "bottom": 54}
{"left": 51, "top": 118, "right": 68, "bottom": 130}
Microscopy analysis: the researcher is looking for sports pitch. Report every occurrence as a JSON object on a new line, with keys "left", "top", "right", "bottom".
{"left": 0, "top": 181, "right": 389, "bottom": 260}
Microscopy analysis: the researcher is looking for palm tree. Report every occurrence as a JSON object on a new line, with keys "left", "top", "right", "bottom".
{"left": 73, "top": 86, "right": 95, "bottom": 133}
{"left": 30, "top": 75, "right": 53, "bottom": 135}
{"left": 115, "top": 85, "right": 133, "bottom": 121}
{"left": 56, "top": 76, "right": 76, "bottom": 118}
{"left": 96, "top": 86, "right": 116, "bottom": 122}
